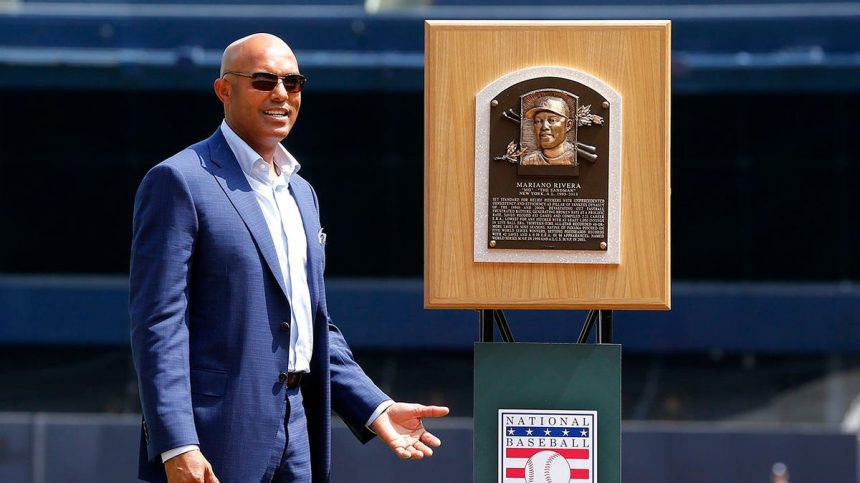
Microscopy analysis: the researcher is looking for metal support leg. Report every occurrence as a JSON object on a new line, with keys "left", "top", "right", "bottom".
{"left": 479, "top": 309, "right": 494, "bottom": 342}
{"left": 597, "top": 310, "right": 613, "bottom": 343}
{"left": 578, "top": 310, "right": 612, "bottom": 344}
{"left": 577, "top": 310, "right": 598, "bottom": 343}
{"left": 478, "top": 309, "right": 515, "bottom": 342}
{"left": 494, "top": 310, "right": 515, "bottom": 342}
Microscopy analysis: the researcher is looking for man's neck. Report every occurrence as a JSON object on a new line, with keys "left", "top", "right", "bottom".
{"left": 249, "top": 147, "right": 280, "bottom": 178}
{"left": 251, "top": 144, "right": 277, "bottom": 166}
{"left": 266, "top": 158, "right": 281, "bottom": 178}
{"left": 224, "top": 119, "right": 278, "bottom": 166}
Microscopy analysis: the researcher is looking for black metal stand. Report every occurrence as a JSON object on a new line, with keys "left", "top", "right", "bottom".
{"left": 478, "top": 309, "right": 612, "bottom": 344}
{"left": 598, "top": 310, "right": 613, "bottom": 343}
{"left": 576, "top": 309, "right": 613, "bottom": 343}
{"left": 478, "top": 309, "right": 515, "bottom": 342}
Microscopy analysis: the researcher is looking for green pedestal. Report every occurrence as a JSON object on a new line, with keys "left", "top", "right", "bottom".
{"left": 474, "top": 343, "right": 621, "bottom": 483}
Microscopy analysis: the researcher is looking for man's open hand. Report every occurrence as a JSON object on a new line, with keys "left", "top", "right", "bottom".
{"left": 370, "top": 402, "right": 450, "bottom": 459}
{"left": 165, "top": 449, "right": 220, "bottom": 483}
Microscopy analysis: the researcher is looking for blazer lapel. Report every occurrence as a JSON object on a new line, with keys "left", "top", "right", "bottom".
{"left": 289, "top": 179, "right": 321, "bottom": 315}
{"left": 205, "top": 130, "right": 290, "bottom": 299}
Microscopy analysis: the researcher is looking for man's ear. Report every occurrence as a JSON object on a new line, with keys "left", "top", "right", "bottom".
{"left": 214, "top": 78, "right": 230, "bottom": 104}
{"left": 566, "top": 117, "right": 574, "bottom": 133}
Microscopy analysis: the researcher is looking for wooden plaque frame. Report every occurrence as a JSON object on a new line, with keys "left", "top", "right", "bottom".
{"left": 425, "top": 21, "right": 671, "bottom": 310}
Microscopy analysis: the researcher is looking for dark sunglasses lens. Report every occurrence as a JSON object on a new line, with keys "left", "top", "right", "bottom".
{"left": 250, "top": 73, "right": 279, "bottom": 91}
{"left": 282, "top": 75, "right": 305, "bottom": 93}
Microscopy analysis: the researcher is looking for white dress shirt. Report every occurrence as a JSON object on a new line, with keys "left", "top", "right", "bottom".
{"left": 221, "top": 120, "right": 314, "bottom": 374}
{"left": 161, "top": 122, "right": 392, "bottom": 463}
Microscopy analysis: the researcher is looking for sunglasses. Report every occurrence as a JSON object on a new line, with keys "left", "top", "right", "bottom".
{"left": 222, "top": 71, "right": 307, "bottom": 93}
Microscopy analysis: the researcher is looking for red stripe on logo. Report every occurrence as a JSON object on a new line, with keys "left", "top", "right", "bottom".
{"left": 505, "top": 448, "right": 590, "bottom": 459}
{"left": 506, "top": 468, "right": 525, "bottom": 478}
{"left": 571, "top": 469, "right": 590, "bottom": 479}
{"left": 503, "top": 467, "right": 590, "bottom": 480}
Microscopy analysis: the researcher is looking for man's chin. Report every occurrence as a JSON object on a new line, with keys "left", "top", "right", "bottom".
{"left": 268, "top": 126, "right": 294, "bottom": 142}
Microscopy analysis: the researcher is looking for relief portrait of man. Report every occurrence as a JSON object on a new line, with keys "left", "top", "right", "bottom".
{"left": 521, "top": 96, "right": 577, "bottom": 166}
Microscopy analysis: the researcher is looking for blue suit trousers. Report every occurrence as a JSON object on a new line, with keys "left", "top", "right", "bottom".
{"left": 268, "top": 385, "right": 312, "bottom": 483}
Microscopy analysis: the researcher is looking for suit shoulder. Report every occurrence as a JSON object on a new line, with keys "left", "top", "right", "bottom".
{"left": 291, "top": 172, "right": 312, "bottom": 189}
{"left": 158, "top": 140, "right": 209, "bottom": 173}
{"left": 142, "top": 139, "right": 211, "bottom": 184}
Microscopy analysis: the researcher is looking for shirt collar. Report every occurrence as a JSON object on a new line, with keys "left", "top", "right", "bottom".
{"left": 220, "top": 120, "right": 301, "bottom": 187}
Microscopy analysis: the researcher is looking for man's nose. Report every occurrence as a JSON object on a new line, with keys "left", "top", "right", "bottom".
{"left": 270, "top": 79, "right": 290, "bottom": 100}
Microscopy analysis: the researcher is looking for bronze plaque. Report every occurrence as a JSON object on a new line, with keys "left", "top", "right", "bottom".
{"left": 475, "top": 67, "right": 621, "bottom": 264}
{"left": 489, "top": 78, "right": 609, "bottom": 251}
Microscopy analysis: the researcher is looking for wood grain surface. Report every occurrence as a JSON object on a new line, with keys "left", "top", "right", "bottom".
{"left": 425, "top": 21, "right": 671, "bottom": 309}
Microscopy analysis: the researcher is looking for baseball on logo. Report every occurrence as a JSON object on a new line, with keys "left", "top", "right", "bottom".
{"left": 524, "top": 450, "right": 571, "bottom": 483}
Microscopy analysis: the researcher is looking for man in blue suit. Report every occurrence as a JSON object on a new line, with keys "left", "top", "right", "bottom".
{"left": 130, "top": 33, "right": 448, "bottom": 483}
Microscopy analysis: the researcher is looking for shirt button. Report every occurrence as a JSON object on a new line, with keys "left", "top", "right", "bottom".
{"left": 280, "top": 321, "right": 290, "bottom": 332}
{"left": 278, "top": 372, "right": 288, "bottom": 383}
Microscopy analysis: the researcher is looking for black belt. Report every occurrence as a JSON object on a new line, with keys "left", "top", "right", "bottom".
{"left": 286, "top": 372, "right": 303, "bottom": 388}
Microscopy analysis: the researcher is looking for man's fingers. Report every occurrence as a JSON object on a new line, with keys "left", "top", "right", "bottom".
{"left": 420, "top": 431, "right": 442, "bottom": 447}
{"left": 204, "top": 463, "right": 219, "bottom": 483}
{"left": 407, "top": 445, "right": 425, "bottom": 459}
{"left": 381, "top": 402, "right": 448, "bottom": 461}
{"left": 393, "top": 446, "right": 412, "bottom": 459}
{"left": 165, "top": 450, "right": 212, "bottom": 483}
{"left": 391, "top": 441, "right": 427, "bottom": 460}
{"left": 413, "top": 440, "right": 434, "bottom": 457}
{"left": 414, "top": 405, "right": 450, "bottom": 418}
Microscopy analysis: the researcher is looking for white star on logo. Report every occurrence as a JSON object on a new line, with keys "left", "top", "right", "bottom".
{"left": 581, "top": 429, "right": 589, "bottom": 437}
{"left": 544, "top": 428, "right": 552, "bottom": 436}
{"left": 526, "top": 428, "right": 533, "bottom": 436}
{"left": 507, "top": 428, "right": 515, "bottom": 436}
{"left": 562, "top": 429, "right": 570, "bottom": 436}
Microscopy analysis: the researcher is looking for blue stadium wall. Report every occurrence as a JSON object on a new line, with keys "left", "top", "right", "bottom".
{"left": 1, "top": 0, "right": 860, "bottom": 352}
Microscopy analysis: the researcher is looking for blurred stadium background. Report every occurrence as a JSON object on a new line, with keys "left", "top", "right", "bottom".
{"left": 1, "top": 0, "right": 860, "bottom": 481}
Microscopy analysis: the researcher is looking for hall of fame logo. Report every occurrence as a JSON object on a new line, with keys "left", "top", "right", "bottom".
{"left": 499, "top": 409, "right": 597, "bottom": 483}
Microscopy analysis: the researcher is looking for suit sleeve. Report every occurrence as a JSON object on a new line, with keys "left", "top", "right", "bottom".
{"left": 328, "top": 321, "right": 391, "bottom": 443}
{"left": 129, "top": 163, "right": 200, "bottom": 461}
{"left": 305, "top": 183, "right": 391, "bottom": 443}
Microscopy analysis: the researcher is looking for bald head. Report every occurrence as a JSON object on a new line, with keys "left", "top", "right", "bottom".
{"left": 220, "top": 33, "right": 297, "bottom": 76}
{"left": 214, "top": 32, "right": 302, "bottom": 163}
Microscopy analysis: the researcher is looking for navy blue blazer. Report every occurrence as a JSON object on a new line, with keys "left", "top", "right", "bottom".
{"left": 130, "top": 129, "right": 389, "bottom": 483}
